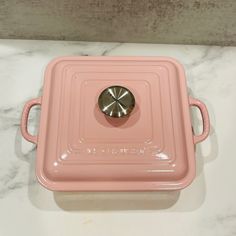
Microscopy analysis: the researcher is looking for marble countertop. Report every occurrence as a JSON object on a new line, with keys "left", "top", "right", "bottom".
{"left": 0, "top": 39, "right": 236, "bottom": 236}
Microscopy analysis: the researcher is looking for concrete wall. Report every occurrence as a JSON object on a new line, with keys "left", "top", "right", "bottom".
{"left": 0, "top": 0, "right": 235, "bottom": 45}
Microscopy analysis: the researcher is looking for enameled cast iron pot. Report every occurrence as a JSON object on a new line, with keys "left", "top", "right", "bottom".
{"left": 21, "top": 57, "right": 210, "bottom": 191}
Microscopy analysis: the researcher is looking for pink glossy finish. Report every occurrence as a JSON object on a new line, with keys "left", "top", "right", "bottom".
{"left": 21, "top": 57, "right": 210, "bottom": 191}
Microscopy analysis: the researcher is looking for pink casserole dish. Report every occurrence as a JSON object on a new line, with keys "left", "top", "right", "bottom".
{"left": 21, "top": 57, "right": 210, "bottom": 191}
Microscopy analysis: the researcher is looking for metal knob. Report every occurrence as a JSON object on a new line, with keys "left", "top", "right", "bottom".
{"left": 98, "top": 86, "right": 135, "bottom": 118}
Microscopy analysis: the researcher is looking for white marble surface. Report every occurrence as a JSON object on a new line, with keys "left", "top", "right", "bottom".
{"left": 0, "top": 39, "right": 236, "bottom": 236}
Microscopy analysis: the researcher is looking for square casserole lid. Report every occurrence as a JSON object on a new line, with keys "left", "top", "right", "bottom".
{"left": 36, "top": 56, "right": 195, "bottom": 191}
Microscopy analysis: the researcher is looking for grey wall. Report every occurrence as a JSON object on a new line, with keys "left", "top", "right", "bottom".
{"left": 0, "top": 0, "right": 236, "bottom": 45}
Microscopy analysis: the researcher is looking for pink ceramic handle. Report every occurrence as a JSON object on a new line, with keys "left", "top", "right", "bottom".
{"left": 21, "top": 97, "right": 41, "bottom": 144}
{"left": 189, "top": 97, "right": 210, "bottom": 144}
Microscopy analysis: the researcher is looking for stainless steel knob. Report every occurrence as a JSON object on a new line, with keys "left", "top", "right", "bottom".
{"left": 98, "top": 86, "right": 135, "bottom": 118}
